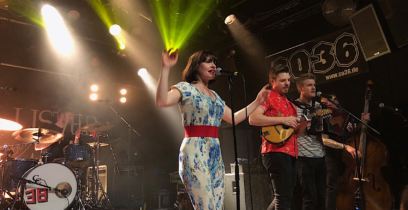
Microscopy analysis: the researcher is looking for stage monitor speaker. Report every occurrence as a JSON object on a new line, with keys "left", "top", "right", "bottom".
{"left": 350, "top": 4, "right": 391, "bottom": 61}
{"left": 378, "top": 0, "right": 408, "bottom": 48}
{"left": 87, "top": 165, "right": 108, "bottom": 200}
{"left": 110, "top": 165, "right": 144, "bottom": 209}
{"left": 224, "top": 173, "right": 246, "bottom": 210}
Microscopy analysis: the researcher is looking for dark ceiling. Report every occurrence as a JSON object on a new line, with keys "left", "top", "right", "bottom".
{"left": 0, "top": 0, "right": 342, "bottom": 52}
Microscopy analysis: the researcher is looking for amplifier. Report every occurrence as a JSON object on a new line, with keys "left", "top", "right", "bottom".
{"left": 87, "top": 164, "right": 108, "bottom": 199}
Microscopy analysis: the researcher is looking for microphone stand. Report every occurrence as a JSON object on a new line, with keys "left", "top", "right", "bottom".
{"left": 108, "top": 104, "right": 141, "bottom": 137}
{"left": 227, "top": 75, "right": 241, "bottom": 210}
{"left": 325, "top": 97, "right": 380, "bottom": 210}
{"left": 106, "top": 103, "right": 141, "bottom": 172}
{"left": 107, "top": 103, "right": 141, "bottom": 209}
{"left": 325, "top": 98, "right": 380, "bottom": 135}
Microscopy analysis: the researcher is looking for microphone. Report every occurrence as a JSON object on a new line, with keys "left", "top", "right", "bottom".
{"left": 55, "top": 182, "right": 72, "bottom": 198}
{"left": 215, "top": 67, "right": 239, "bottom": 77}
{"left": 378, "top": 103, "right": 400, "bottom": 112}
{"left": 316, "top": 91, "right": 333, "bottom": 99}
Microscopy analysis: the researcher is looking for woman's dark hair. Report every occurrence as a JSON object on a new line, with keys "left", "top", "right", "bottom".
{"left": 182, "top": 50, "right": 217, "bottom": 83}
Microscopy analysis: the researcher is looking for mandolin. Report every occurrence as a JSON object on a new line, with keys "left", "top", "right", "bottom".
{"left": 261, "top": 108, "right": 332, "bottom": 144}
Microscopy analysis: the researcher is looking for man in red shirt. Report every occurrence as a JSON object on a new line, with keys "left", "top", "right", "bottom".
{"left": 249, "top": 67, "right": 298, "bottom": 210}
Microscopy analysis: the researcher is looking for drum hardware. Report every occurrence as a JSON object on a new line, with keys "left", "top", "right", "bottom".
{"left": 1, "top": 145, "right": 14, "bottom": 161}
{"left": 85, "top": 133, "right": 114, "bottom": 209}
{"left": 80, "top": 122, "right": 114, "bottom": 133}
{"left": 0, "top": 118, "right": 120, "bottom": 210}
{"left": 12, "top": 128, "right": 63, "bottom": 144}
{"left": 34, "top": 142, "right": 53, "bottom": 151}
{"left": 78, "top": 125, "right": 111, "bottom": 148}
{"left": 20, "top": 163, "right": 78, "bottom": 210}
{"left": 87, "top": 142, "right": 109, "bottom": 147}
{"left": 63, "top": 144, "right": 92, "bottom": 168}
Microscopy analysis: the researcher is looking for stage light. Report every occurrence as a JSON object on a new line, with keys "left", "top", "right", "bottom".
{"left": 119, "top": 88, "right": 127, "bottom": 95}
{"left": 118, "top": 39, "right": 126, "bottom": 50}
{"left": 109, "top": 24, "right": 122, "bottom": 36}
{"left": 137, "top": 68, "right": 155, "bottom": 93}
{"left": 90, "top": 84, "right": 99, "bottom": 92}
{"left": 137, "top": 68, "right": 148, "bottom": 78}
{"left": 41, "top": 4, "right": 75, "bottom": 56}
{"left": 151, "top": 0, "right": 217, "bottom": 50}
{"left": 225, "top": 14, "right": 236, "bottom": 25}
{"left": 119, "top": 96, "right": 127, "bottom": 104}
{"left": 0, "top": 118, "right": 23, "bottom": 131}
{"left": 87, "top": 1, "right": 125, "bottom": 50}
{"left": 226, "top": 13, "right": 265, "bottom": 74}
{"left": 89, "top": 93, "right": 98, "bottom": 101}
{"left": 136, "top": 66, "right": 183, "bottom": 138}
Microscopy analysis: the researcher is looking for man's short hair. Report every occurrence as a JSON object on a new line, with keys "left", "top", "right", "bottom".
{"left": 268, "top": 64, "right": 289, "bottom": 80}
{"left": 296, "top": 73, "right": 315, "bottom": 90}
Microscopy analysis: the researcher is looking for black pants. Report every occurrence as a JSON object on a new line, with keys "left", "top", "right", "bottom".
{"left": 297, "top": 156, "right": 326, "bottom": 210}
{"left": 325, "top": 148, "right": 344, "bottom": 210}
{"left": 262, "top": 152, "right": 297, "bottom": 210}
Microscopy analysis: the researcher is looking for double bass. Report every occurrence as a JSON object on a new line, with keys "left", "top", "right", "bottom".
{"left": 336, "top": 81, "right": 393, "bottom": 210}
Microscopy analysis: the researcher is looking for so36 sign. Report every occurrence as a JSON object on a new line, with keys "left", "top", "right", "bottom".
{"left": 271, "top": 32, "right": 360, "bottom": 79}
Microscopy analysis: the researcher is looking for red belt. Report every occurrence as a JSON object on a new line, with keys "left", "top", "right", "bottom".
{"left": 184, "top": 125, "right": 218, "bottom": 138}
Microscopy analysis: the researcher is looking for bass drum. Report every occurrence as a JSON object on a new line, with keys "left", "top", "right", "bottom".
{"left": 22, "top": 163, "right": 77, "bottom": 210}
{"left": 0, "top": 159, "right": 38, "bottom": 191}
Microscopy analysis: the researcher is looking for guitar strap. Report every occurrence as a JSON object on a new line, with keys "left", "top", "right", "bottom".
{"left": 290, "top": 99, "right": 311, "bottom": 109}
{"left": 291, "top": 99, "right": 315, "bottom": 115}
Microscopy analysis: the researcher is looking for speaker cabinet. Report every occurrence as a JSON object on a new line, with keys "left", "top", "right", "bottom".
{"left": 378, "top": 0, "right": 408, "bottom": 48}
{"left": 87, "top": 165, "right": 108, "bottom": 200}
{"left": 110, "top": 166, "right": 144, "bottom": 209}
{"left": 350, "top": 4, "right": 391, "bottom": 61}
{"left": 225, "top": 173, "right": 246, "bottom": 210}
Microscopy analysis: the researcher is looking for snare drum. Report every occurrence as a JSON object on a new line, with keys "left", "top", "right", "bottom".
{"left": 63, "top": 144, "right": 92, "bottom": 168}
{"left": 22, "top": 163, "right": 77, "bottom": 210}
{"left": 0, "top": 159, "right": 37, "bottom": 191}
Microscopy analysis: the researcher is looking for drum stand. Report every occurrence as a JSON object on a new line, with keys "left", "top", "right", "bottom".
{"left": 9, "top": 181, "right": 25, "bottom": 210}
{"left": 72, "top": 172, "right": 87, "bottom": 210}
{"left": 86, "top": 134, "right": 113, "bottom": 210}
{"left": 0, "top": 145, "right": 21, "bottom": 210}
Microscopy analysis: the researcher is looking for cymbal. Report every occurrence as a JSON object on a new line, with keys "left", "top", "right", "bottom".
{"left": 34, "top": 142, "right": 53, "bottom": 151}
{"left": 81, "top": 122, "right": 113, "bottom": 132}
{"left": 87, "top": 142, "right": 109, "bottom": 147}
{"left": 12, "top": 128, "right": 63, "bottom": 144}
{"left": 0, "top": 130, "right": 20, "bottom": 145}
{"left": 0, "top": 118, "right": 22, "bottom": 131}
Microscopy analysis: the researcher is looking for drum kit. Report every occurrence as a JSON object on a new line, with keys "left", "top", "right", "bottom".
{"left": 0, "top": 118, "right": 115, "bottom": 210}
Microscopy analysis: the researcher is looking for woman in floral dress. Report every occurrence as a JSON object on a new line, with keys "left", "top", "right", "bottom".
{"left": 156, "top": 50, "right": 269, "bottom": 210}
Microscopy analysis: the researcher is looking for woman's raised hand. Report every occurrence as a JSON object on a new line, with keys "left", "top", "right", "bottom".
{"left": 162, "top": 49, "right": 179, "bottom": 69}
{"left": 255, "top": 84, "right": 271, "bottom": 105}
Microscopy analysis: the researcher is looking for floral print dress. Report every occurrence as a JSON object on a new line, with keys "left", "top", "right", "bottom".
{"left": 173, "top": 82, "right": 226, "bottom": 210}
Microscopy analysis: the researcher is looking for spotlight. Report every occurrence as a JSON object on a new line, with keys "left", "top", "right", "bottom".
{"left": 119, "top": 96, "right": 127, "bottom": 104}
{"left": 41, "top": 4, "right": 75, "bottom": 56}
{"left": 119, "top": 41, "right": 126, "bottom": 50}
{"left": 224, "top": 14, "right": 236, "bottom": 25}
{"left": 89, "top": 93, "right": 98, "bottom": 101}
{"left": 119, "top": 88, "right": 127, "bottom": 95}
{"left": 0, "top": 118, "right": 23, "bottom": 131}
{"left": 90, "top": 84, "right": 99, "bottom": 92}
{"left": 109, "top": 24, "right": 122, "bottom": 36}
{"left": 137, "top": 68, "right": 148, "bottom": 78}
